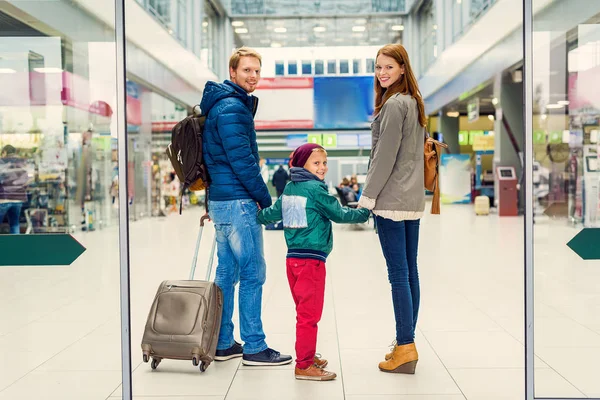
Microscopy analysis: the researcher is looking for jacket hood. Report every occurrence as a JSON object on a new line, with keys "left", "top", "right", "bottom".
{"left": 200, "top": 80, "right": 254, "bottom": 115}
{"left": 290, "top": 167, "right": 324, "bottom": 183}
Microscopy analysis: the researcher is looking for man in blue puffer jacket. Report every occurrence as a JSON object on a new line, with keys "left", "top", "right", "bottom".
{"left": 200, "top": 47, "right": 292, "bottom": 366}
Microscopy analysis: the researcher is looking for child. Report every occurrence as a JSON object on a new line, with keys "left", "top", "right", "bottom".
{"left": 257, "top": 143, "right": 370, "bottom": 381}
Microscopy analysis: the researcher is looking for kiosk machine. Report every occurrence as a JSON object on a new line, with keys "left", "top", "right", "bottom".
{"left": 583, "top": 146, "right": 599, "bottom": 227}
{"left": 496, "top": 166, "right": 518, "bottom": 216}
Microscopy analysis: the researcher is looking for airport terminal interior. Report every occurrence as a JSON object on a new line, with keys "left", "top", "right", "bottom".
{"left": 1, "top": 0, "right": 600, "bottom": 399}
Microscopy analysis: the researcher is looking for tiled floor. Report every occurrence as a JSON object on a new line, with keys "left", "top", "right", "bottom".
{"left": 0, "top": 203, "right": 599, "bottom": 399}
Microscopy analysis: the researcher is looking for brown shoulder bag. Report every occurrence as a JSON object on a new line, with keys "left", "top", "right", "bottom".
{"left": 424, "top": 134, "right": 448, "bottom": 215}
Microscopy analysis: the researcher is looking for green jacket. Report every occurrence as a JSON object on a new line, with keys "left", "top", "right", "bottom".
{"left": 257, "top": 168, "right": 370, "bottom": 261}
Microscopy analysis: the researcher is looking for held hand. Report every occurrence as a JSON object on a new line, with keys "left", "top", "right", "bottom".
{"left": 256, "top": 202, "right": 262, "bottom": 210}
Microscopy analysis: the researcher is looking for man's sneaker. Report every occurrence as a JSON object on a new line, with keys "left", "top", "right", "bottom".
{"left": 295, "top": 365, "right": 337, "bottom": 381}
{"left": 215, "top": 341, "right": 243, "bottom": 361}
{"left": 314, "top": 353, "right": 328, "bottom": 368}
{"left": 242, "top": 348, "right": 293, "bottom": 366}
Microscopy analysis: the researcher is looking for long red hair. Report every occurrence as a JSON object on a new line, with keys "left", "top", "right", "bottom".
{"left": 374, "top": 44, "right": 427, "bottom": 127}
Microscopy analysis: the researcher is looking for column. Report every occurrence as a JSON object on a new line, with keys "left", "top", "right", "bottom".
{"left": 438, "top": 110, "right": 460, "bottom": 153}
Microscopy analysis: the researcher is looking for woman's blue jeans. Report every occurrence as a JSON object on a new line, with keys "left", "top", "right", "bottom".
{"left": 375, "top": 216, "right": 421, "bottom": 345}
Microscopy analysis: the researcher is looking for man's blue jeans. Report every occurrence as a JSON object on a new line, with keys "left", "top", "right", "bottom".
{"left": 209, "top": 199, "right": 268, "bottom": 355}
{"left": 375, "top": 216, "right": 421, "bottom": 345}
{"left": 0, "top": 202, "right": 22, "bottom": 234}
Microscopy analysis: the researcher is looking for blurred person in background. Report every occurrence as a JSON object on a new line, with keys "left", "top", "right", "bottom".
{"left": 0, "top": 145, "right": 28, "bottom": 234}
{"left": 272, "top": 164, "right": 290, "bottom": 198}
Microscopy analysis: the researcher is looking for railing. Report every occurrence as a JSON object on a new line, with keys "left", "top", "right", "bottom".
{"left": 224, "top": 0, "right": 408, "bottom": 17}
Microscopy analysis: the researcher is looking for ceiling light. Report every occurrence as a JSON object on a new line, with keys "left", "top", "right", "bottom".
{"left": 271, "top": 42, "right": 282, "bottom": 48}
{"left": 391, "top": 25, "right": 404, "bottom": 31}
{"left": 33, "top": 67, "right": 62, "bottom": 73}
{"left": 491, "top": 97, "right": 499, "bottom": 105}
{"left": 447, "top": 111, "right": 460, "bottom": 118}
{"left": 370, "top": 37, "right": 380, "bottom": 42}
{"left": 355, "top": 18, "right": 367, "bottom": 24}
{"left": 235, "top": 28, "right": 248, "bottom": 34}
{"left": 558, "top": 100, "right": 570, "bottom": 106}
{"left": 546, "top": 103, "right": 564, "bottom": 109}
{"left": 297, "top": 36, "right": 308, "bottom": 42}
{"left": 541, "top": 114, "right": 548, "bottom": 120}
{"left": 202, "top": 21, "right": 208, "bottom": 27}
{"left": 433, "top": 24, "right": 438, "bottom": 30}
{"left": 352, "top": 26, "right": 366, "bottom": 32}
{"left": 0, "top": 68, "right": 16, "bottom": 73}
{"left": 352, "top": 33, "right": 364, "bottom": 38}
{"left": 488, "top": 114, "right": 495, "bottom": 121}
{"left": 457, "top": 0, "right": 462, "bottom": 3}
{"left": 231, "top": 21, "right": 244, "bottom": 27}
{"left": 334, "top": 37, "right": 344, "bottom": 42}
{"left": 274, "top": 27, "right": 287, "bottom": 33}
{"left": 260, "top": 39, "right": 270, "bottom": 44}
{"left": 313, "top": 26, "right": 326, "bottom": 32}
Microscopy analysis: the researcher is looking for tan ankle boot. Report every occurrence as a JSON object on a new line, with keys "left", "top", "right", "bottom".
{"left": 384, "top": 340, "right": 397, "bottom": 361}
{"left": 379, "top": 343, "right": 418, "bottom": 374}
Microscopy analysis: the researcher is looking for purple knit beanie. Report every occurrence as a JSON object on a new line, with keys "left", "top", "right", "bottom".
{"left": 291, "top": 143, "right": 325, "bottom": 168}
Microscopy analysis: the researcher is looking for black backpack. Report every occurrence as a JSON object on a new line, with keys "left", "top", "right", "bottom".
{"left": 165, "top": 106, "right": 210, "bottom": 214}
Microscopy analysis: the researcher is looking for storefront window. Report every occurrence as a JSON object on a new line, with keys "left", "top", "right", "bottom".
{"left": 530, "top": 2, "right": 600, "bottom": 398}
{"left": 327, "top": 59, "right": 337, "bottom": 74}
{"left": 452, "top": 0, "right": 464, "bottom": 41}
{"left": 148, "top": 0, "right": 171, "bottom": 26}
{"left": 201, "top": 0, "right": 218, "bottom": 71}
{"left": 315, "top": 60, "right": 325, "bottom": 75}
{"left": 418, "top": 0, "right": 437, "bottom": 74}
{"left": 176, "top": 0, "right": 187, "bottom": 45}
{"left": 0, "top": 1, "right": 124, "bottom": 396}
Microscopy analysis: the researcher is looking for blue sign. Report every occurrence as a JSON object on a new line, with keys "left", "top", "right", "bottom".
{"left": 266, "top": 158, "right": 290, "bottom": 166}
{"left": 286, "top": 134, "right": 307, "bottom": 148}
{"left": 313, "top": 77, "right": 374, "bottom": 129}
{"left": 126, "top": 80, "right": 140, "bottom": 99}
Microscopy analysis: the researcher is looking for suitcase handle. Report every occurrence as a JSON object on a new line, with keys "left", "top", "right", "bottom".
{"left": 190, "top": 213, "right": 217, "bottom": 281}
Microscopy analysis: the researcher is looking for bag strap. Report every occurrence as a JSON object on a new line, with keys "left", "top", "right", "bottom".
{"left": 424, "top": 130, "right": 448, "bottom": 215}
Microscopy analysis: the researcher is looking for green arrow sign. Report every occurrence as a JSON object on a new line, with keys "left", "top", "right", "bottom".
{"left": 0, "top": 234, "right": 86, "bottom": 266}
{"left": 567, "top": 228, "right": 600, "bottom": 260}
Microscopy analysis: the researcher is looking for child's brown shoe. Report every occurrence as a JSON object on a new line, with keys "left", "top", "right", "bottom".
{"left": 314, "top": 353, "right": 328, "bottom": 368}
{"left": 295, "top": 364, "right": 337, "bottom": 381}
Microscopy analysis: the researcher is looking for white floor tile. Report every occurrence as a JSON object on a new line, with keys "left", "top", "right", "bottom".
{"left": 1, "top": 205, "right": 600, "bottom": 398}
{"left": 423, "top": 331, "right": 524, "bottom": 369}
{"left": 340, "top": 346, "right": 461, "bottom": 396}
{"left": 0, "top": 371, "right": 121, "bottom": 400}
{"left": 110, "top": 397, "right": 223, "bottom": 400}
{"left": 346, "top": 396, "right": 466, "bottom": 400}
{"left": 226, "top": 369, "right": 344, "bottom": 400}
{"left": 127, "top": 357, "right": 240, "bottom": 397}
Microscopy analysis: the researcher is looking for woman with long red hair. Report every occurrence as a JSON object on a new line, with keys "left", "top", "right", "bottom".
{"left": 358, "top": 44, "right": 427, "bottom": 374}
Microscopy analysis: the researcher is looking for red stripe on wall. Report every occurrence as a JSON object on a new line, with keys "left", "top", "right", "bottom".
{"left": 256, "top": 77, "right": 314, "bottom": 90}
{"left": 255, "top": 120, "right": 314, "bottom": 130}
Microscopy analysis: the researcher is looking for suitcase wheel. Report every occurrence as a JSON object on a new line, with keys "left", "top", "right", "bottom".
{"left": 143, "top": 354, "right": 149, "bottom": 363}
{"left": 151, "top": 358, "right": 161, "bottom": 370}
{"left": 199, "top": 362, "right": 207, "bottom": 372}
{"left": 192, "top": 355, "right": 200, "bottom": 367}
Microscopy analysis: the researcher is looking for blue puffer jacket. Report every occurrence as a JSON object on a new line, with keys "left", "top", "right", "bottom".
{"left": 200, "top": 80, "right": 272, "bottom": 209}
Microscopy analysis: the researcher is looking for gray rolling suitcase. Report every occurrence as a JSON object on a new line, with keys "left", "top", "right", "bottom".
{"left": 141, "top": 214, "right": 222, "bottom": 372}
